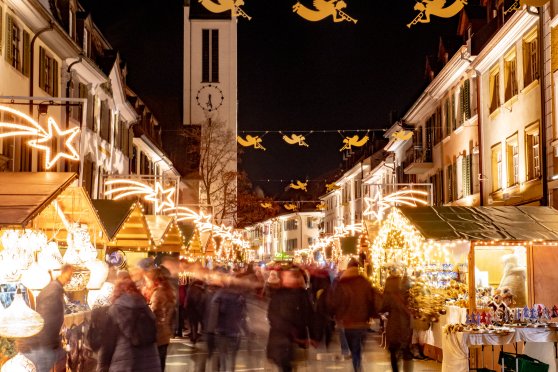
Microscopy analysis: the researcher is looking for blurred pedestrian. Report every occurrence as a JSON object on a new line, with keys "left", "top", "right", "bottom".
{"left": 266, "top": 268, "right": 316, "bottom": 372}
{"left": 186, "top": 277, "right": 206, "bottom": 344}
{"left": 329, "top": 258, "right": 378, "bottom": 372}
{"left": 206, "top": 276, "right": 247, "bottom": 371}
{"left": 97, "top": 276, "right": 161, "bottom": 372}
{"left": 148, "top": 267, "right": 177, "bottom": 371}
{"left": 381, "top": 270, "right": 413, "bottom": 372}
{"left": 20, "top": 264, "right": 74, "bottom": 372}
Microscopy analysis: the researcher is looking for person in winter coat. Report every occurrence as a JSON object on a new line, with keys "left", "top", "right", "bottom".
{"left": 266, "top": 268, "right": 316, "bottom": 372}
{"left": 148, "top": 267, "right": 177, "bottom": 371}
{"left": 329, "top": 259, "right": 378, "bottom": 372}
{"left": 206, "top": 276, "right": 247, "bottom": 371}
{"left": 97, "top": 277, "right": 161, "bottom": 372}
{"left": 381, "top": 271, "right": 413, "bottom": 372}
{"left": 186, "top": 278, "right": 206, "bottom": 344}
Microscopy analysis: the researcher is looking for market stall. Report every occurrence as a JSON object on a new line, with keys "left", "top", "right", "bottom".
{"left": 372, "top": 206, "right": 558, "bottom": 371}
{"left": 145, "top": 215, "right": 187, "bottom": 253}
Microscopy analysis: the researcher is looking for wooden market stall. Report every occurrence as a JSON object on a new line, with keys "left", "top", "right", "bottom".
{"left": 145, "top": 215, "right": 187, "bottom": 253}
{"left": 377, "top": 206, "right": 558, "bottom": 371}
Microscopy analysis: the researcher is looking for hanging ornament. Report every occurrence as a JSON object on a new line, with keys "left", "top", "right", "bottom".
{"left": 198, "top": 0, "right": 252, "bottom": 20}
{"left": 63, "top": 224, "right": 97, "bottom": 266}
{"left": 325, "top": 183, "right": 340, "bottom": 192}
{"left": 236, "top": 135, "right": 266, "bottom": 150}
{"left": 87, "top": 281, "right": 114, "bottom": 309}
{"left": 391, "top": 130, "right": 413, "bottom": 141}
{"left": 340, "top": 135, "right": 369, "bottom": 151}
{"left": 292, "top": 0, "right": 357, "bottom": 23}
{"left": 20, "top": 262, "right": 51, "bottom": 291}
{"left": 282, "top": 133, "right": 309, "bottom": 147}
{"left": 260, "top": 202, "right": 273, "bottom": 209}
{"left": 315, "top": 202, "right": 326, "bottom": 211}
{"left": 0, "top": 292, "right": 44, "bottom": 338}
{"left": 0, "top": 230, "right": 45, "bottom": 283}
{"left": 406, "top": 0, "right": 466, "bottom": 28}
{"left": 288, "top": 180, "right": 308, "bottom": 192}
{"left": 284, "top": 203, "right": 298, "bottom": 211}
{"left": 37, "top": 242, "right": 63, "bottom": 271}
{"left": 1, "top": 353, "right": 36, "bottom": 372}
{"left": 85, "top": 259, "right": 109, "bottom": 290}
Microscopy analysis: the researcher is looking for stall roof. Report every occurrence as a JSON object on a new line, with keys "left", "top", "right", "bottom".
{"left": 0, "top": 172, "right": 77, "bottom": 226}
{"left": 92, "top": 200, "right": 152, "bottom": 250}
{"left": 398, "top": 206, "right": 558, "bottom": 241}
{"left": 145, "top": 215, "right": 186, "bottom": 252}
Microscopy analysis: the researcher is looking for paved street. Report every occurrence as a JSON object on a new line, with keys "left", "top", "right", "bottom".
{"left": 165, "top": 329, "right": 442, "bottom": 372}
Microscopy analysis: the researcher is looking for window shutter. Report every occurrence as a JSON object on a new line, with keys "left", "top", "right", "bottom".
{"left": 211, "top": 29, "right": 219, "bottom": 82}
{"left": 463, "top": 79, "right": 471, "bottom": 120}
{"left": 465, "top": 154, "right": 472, "bottom": 196}
{"left": 447, "top": 164, "right": 453, "bottom": 202}
{"left": 53, "top": 59, "right": 58, "bottom": 96}
{"left": 22, "top": 30, "right": 30, "bottom": 76}
{"left": 39, "top": 47, "right": 45, "bottom": 89}
{"left": 472, "top": 153, "right": 479, "bottom": 194}
{"left": 453, "top": 162, "right": 458, "bottom": 201}
{"left": 5, "top": 14, "right": 13, "bottom": 63}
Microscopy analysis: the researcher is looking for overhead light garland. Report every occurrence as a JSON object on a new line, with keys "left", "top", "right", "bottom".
{"left": 0, "top": 106, "right": 80, "bottom": 169}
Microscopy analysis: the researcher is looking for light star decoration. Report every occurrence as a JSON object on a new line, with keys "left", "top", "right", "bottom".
{"left": 104, "top": 179, "right": 177, "bottom": 213}
{"left": 145, "top": 181, "right": 176, "bottom": 213}
{"left": 0, "top": 106, "right": 80, "bottom": 169}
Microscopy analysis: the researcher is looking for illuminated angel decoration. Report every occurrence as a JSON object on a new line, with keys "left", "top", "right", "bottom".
{"left": 293, "top": 0, "right": 357, "bottom": 23}
{"left": 315, "top": 202, "right": 327, "bottom": 210}
{"left": 407, "top": 0, "right": 467, "bottom": 28}
{"left": 104, "top": 179, "right": 176, "bottom": 213}
{"left": 325, "top": 183, "right": 340, "bottom": 192}
{"left": 391, "top": 130, "right": 413, "bottom": 141}
{"left": 363, "top": 189, "right": 429, "bottom": 221}
{"left": 0, "top": 106, "right": 80, "bottom": 169}
{"left": 282, "top": 133, "right": 309, "bottom": 147}
{"left": 198, "top": 0, "right": 252, "bottom": 19}
{"left": 260, "top": 202, "right": 273, "bottom": 209}
{"left": 237, "top": 135, "right": 266, "bottom": 150}
{"left": 288, "top": 180, "right": 308, "bottom": 192}
{"left": 340, "top": 135, "right": 369, "bottom": 151}
{"left": 284, "top": 203, "right": 298, "bottom": 211}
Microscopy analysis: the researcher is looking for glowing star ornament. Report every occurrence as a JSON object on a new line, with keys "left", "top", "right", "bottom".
{"left": 288, "top": 180, "right": 308, "bottom": 192}
{"left": 237, "top": 135, "right": 266, "bottom": 150}
{"left": 282, "top": 133, "right": 309, "bottom": 147}
{"left": 407, "top": 0, "right": 467, "bottom": 28}
{"left": 198, "top": 0, "right": 252, "bottom": 20}
{"left": 340, "top": 135, "right": 368, "bottom": 151}
{"left": 27, "top": 117, "right": 80, "bottom": 169}
{"left": 145, "top": 182, "right": 176, "bottom": 213}
{"left": 363, "top": 189, "right": 429, "bottom": 221}
{"left": 0, "top": 106, "right": 81, "bottom": 169}
{"left": 293, "top": 0, "right": 357, "bottom": 23}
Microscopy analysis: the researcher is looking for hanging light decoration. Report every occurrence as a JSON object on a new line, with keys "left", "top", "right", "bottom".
{"left": 87, "top": 281, "right": 114, "bottom": 309}
{"left": 0, "top": 230, "right": 47, "bottom": 283}
{"left": 85, "top": 260, "right": 109, "bottom": 290}
{"left": 37, "top": 242, "right": 63, "bottom": 271}
{"left": 63, "top": 224, "right": 97, "bottom": 265}
{"left": 20, "top": 262, "right": 51, "bottom": 291}
{"left": 1, "top": 353, "right": 36, "bottom": 372}
{"left": 0, "top": 292, "right": 44, "bottom": 338}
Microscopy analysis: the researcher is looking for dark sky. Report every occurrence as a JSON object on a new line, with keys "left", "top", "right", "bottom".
{"left": 80, "top": 0, "right": 458, "bottom": 196}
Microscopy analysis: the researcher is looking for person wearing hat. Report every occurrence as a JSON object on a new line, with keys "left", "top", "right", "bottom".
{"left": 329, "top": 258, "right": 378, "bottom": 372}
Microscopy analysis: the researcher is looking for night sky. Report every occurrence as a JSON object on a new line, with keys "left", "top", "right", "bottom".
{"left": 80, "top": 0, "right": 458, "bottom": 196}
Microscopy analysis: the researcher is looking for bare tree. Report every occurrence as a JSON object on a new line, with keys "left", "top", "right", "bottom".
{"left": 199, "top": 118, "right": 237, "bottom": 225}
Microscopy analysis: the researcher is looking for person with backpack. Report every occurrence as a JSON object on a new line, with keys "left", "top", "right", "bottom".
{"left": 97, "top": 276, "right": 161, "bottom": 372}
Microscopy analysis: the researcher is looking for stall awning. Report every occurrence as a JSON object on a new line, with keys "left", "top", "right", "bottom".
{"left": 0, "top": 172, "right": 77, "bottom": 227}
{"left": 145, "top": 215, "right": 186, "bottom": 252}
{"left": 398, "top": 206, "right": 558, "bottom": 241}
{"left": 92, "top": 200, "right": 152, "bottom": 250}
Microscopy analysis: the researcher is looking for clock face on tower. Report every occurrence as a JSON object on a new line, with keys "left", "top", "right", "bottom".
{"left": 195, "top": 84, "right": 224, "bottom": 112}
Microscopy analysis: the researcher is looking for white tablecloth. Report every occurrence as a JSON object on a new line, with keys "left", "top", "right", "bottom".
{"left": 442, "top": 327, "right": 558, "bottom": 372}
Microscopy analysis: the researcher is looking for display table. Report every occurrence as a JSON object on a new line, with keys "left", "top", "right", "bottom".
{"left": 442, "top": 327, "right": 558, "bottom": 372}
{"left": 421, "top": 305, "right": 467, "bottom": 361}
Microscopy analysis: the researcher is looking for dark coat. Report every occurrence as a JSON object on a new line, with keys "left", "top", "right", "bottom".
{"left": 381, "top": 275, "right": 412, "bottom": 347}
{"left": 21, "top": 279, "right": 65, "bottom": 350}
{"left": 329, "top": 267, "right": 377, "bottom": 329}
{"left": 266, "top": 287, "right": 314, "bottom": 365}
{"left": 149, "top": 286, "right": 176, "bottom": 346}
{"left": 207, "top": 287, "right": 247, "bottom": 337}
{"left": 99, "top": 293, "right": 161, "bottom": 372}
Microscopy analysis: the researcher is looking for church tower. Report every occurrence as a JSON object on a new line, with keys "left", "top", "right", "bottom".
{"left": 183, "top": 0, "right": 238, "bottom": 224}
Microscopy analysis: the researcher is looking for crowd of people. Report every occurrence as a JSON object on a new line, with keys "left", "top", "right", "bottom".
{"left": 18, "top": 256, "right": 420, "bottom": 372}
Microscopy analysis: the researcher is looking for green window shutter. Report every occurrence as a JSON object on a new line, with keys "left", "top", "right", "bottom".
{"left": 453, "top": 162, "right": 458, "bottom": 201}
{"left": 22, "top": 30, "right": 30, "bottom": 76}
{"left": 53, "top": 59, "right": 58, "bottom": 96}
{"left": 39, "top": 47, "right": 45, "bottom": 89}
{"left": 447, "top": 164, "right": 453, "bottom": 202}
{"left": 5, "top": 14, "right": 13, "bottom": 63}
{"left": 464, "top": 80, "right": 471, "bottom": 120}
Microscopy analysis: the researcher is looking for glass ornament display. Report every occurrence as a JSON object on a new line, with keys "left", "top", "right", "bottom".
{"left": 1, "top": 352, "right": 36, "bottom": 372}
{"left": 20, "top": 263, "right": 51, "bottom": 291}
{"left": 37, "top": 242, "right": 63, "bottom": 271}
{"left": 63, "top": 224, "right": 97, "bottom": 266}
{"left": 85, "top": 259, "right": 109, "bottom": 290}
{"left": 0, "top": 292, "right": 44, "bottom": 338}
{"left": 63, "top": 267, "right": 91, "bottom": 292}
